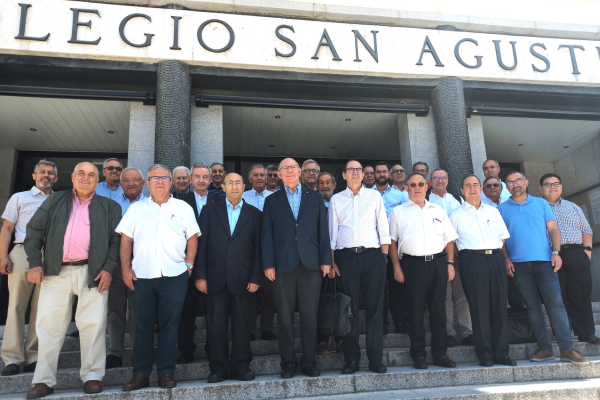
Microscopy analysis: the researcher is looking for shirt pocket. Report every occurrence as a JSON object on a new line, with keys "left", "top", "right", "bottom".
{"left": 170, "top": 216, "right": 184, "bottom": 236}
{"left": 433, "top": 218, "right": 444, "bottom": 236}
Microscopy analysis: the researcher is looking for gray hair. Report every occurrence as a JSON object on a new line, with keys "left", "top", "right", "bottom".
{"left": 34, "top": 159, "right": 57, "bottom": 175}
{"left": 318, "top": 172, "right": 336, "bottom": 184}
{"left": 191, "top": 163, "right": 211, "bottom": 175}
{"left": 173, "top": 166, "right": 191, "bottom": 176}
{"left": 248, "top": 164, "right": 266, "bottom": 178}
{"left": 103, "top": 158, "right": 123, "bottom": 169}
{"left": 483, "top": 159, "right": 500, "bottom": 168}
{"left": 147, "top": 164, "right": 172, "bottom": 179}
{"left": 72, "top": 162, "right": 99, "bottom": 175}
{"left": 302, "top": 159, "right": 320, "bottom": 171}
{"left": 120, "top": 167, "right": 145, "bottom": 180}
{"left": 266, "top": 164, "right": 278, "bottom": 172}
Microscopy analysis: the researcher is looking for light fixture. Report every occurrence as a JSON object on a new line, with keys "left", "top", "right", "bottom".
{"left": 269, "top": 144, "right": 275, "bottom": 147}
{"left": 564, "top": 146, "right": 569, "bottom": 148}
{"left": 345, "top": 118, "right": 351, "bottom": 122}
{"left": 518, "top": 144, "right": 523, "bottom": 146}
{"left": 29, "top": 128, "right": 37, "bottom": 131}
{"left": 108, "top": 130, "right": 115, "bottom": 134}
{"left": 330, "top": 146, "right": 336, "bottom": 149}
{"left": 274, "top": 116, "right": 281, "bottom": 119}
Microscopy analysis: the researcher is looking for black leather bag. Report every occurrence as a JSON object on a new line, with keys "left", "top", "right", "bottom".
{"left": 317, "top": 277, "right": 354, "bottom": 337}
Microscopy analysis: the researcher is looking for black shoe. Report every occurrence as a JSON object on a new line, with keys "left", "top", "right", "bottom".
{"left": 341, "top": 361, "right": 359, "bottom": 375}
{"left": 106, "top": 355, "right": 123, "bottom": 369}
{"left": 368, "top": 361, "right": 387, "bottom": 373}
{"left": 280, "top": 363, "right": 296, "bottom": 379}
{"left": 582, "top": 335, "right": 600, "bottom": 345}
{"left": 207, "top": 370, "right": 227, "bottom": 383}
{"left": 23, "top": 362, "right": 37, "bottom": 373}
{"left": 447, "top": 335, "right": 456, "bottom": 347}
{"left": 434, "top": 355, "right": 456, "bottom": 368}
{"left": 301, "top": 363, "right": 320, "bottom": 377}
{"left": 176, "top": 354, "right": 194, "bottom": 364}
{"left": 413, "top": 356, "right": 428, "bottom": 369}
{"left": 1, "top": 364, "right": 19, "bottom": 376}
{"left": 479, "top": 360, "right": 493, "bottom": 367}
{"left": 250, "top": 333, "right": 256, "bottom": 342}
{"left": 231, "top": 366, "right": 255, "bottom": 381}
{"left": 494, "top": 357, "right": 517, "bottom": 366}
{"left": 461, "top": 334, "right": 475, "bottom": 346}
{"left": 69, "top": 330, "right": 80, "bottom": 338}
{"left": 261, "top": 330, "right": 278, "bottom": 341}
{"left": 395, "top": 322, "right": 408, "bottom": 334}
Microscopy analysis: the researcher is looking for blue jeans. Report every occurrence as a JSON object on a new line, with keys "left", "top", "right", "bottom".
{"left": 132, "top": 271, "right": 188, "bottom": 377}
{"left": 512, "top": 261, "right": 573, "bottom": 353}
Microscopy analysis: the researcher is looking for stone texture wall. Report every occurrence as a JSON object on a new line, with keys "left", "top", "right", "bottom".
{"left": 0, "top": 148, "right": 17, "bottom": 215}
{"left": 191, "top": 104, "right": 224, "bottom": 167}
{"left": 398, "top": 109, "right": 439, "bottom": 175}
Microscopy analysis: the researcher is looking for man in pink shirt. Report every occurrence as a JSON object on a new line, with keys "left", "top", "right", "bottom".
{"left": 24, "top": 162, "right": 122, "bottom": 398}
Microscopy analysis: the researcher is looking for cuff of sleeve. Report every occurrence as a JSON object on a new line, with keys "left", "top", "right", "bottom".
{"left": 380, "top": 235, "right": 391, "bottom": 245}
{"left": 101, "top": 261, "right": 117, "bottom": 274}
{"left": 28, "top": 258, "right": 43, "bottom": 269}
{"left": 330, "top": 241, "right": 337, "bottom": 250}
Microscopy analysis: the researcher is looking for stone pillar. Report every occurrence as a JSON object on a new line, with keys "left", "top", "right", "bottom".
{"left": 127, "top": 102, "right": 155, "bottom": 196}
{"left": 0, "top": 148, "right": 17, "bottom": 213}
{"left": 431, "top": 77, "right": 473, "bottom": 198}
{"left": 155, "top": 60, "right": 191, "bottom": 169}
{"left": 191, "top": 104, "right": 224, "bottom": 167}
{"left": 398, "top": 109, "right": 439, "bottom": 174}
{"left": 467, "top": 116, "right": 488, "bottom": 184}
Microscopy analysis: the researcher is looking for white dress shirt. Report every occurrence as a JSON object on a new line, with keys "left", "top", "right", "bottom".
{"left": 388, "top": 200, "right": 458, "bottom": 257}
{"left": 193, "top": 190, "right": 208, "bottom": 216}
{"left": 329, "top": 186, "right": 391, "bottom": 250}
{"left": 428, "top": 191, "right": 461, "bottom": 215}
{"left": 481, "top": 196, "right": 502, "bottom": 208}
{"left": 115, "top": 196, "right": 201, "bottom": 279}
{"left": 241, "top": 188, "right": 273, "bottom": 212}
{"left": 449, "top": 201, "right": 510, "bottom": 251}
{"left": 2, "top": 186, "right": 51, "bottom": 243}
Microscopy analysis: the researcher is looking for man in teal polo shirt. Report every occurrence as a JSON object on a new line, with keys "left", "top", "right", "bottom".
{"left": 497, "top": 171, "right": 587, "bottom": 365}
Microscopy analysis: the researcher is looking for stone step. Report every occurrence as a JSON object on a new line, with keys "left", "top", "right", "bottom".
{"left": 1, "top": 357, "right": 600, "bottom": 400}
{"left": 1, "top": 340, "right": 599, "bottom": 395}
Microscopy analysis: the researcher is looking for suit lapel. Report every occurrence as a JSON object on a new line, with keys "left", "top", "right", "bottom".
{"left": 231, "top": 203, "right": 251, "bottom": 240}
{"left": 216, "top": 201, "right": 232, "bottom": 239}
{"left": 297, "top": 185, "right": 310, "bottom": 220}
{"left": 277, "top": 189, "right": 297, "bottom": 221}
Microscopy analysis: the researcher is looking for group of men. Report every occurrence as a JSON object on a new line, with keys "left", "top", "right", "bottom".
{"left": 0, "top": 155, "right": 597, "bottom": 399}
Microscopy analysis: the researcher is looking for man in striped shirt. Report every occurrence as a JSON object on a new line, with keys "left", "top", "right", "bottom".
{"left": 540, "top": 173, "right": 599, "bottom": 345}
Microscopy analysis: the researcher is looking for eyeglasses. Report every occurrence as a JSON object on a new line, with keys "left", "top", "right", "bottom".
{"left": 121, "top": 178, "right": 143, "bottom": 184}
{"left": 485, "top": 183, "right": 500, "bottom": 189}
{"left": 105, "top": 166, "right": 122, "bottom": 172}
{"left": 303, "top": 169, "right": 320, "bottom": 175}
{"left": 149, "top": 176, "right": 171, "bottom": 182}
{"left": 363, "top": 171, "right": 374, "bottom": 175}
{"left": 391, "top": 169, "right": 405, "bottom": 175}
{"left": 267, "top": 173, "right": 278, "bottom": 178}
{"left": 408, "top": 182, "right": 426, "bottom": 188}
{"left": 345, "top": 168, "right": 363, "bottom": 174}
{"left": 280, "top": 165, "right": 299, "bottom": 172}
{"left": 543, "top": 182, "right": 562, "bottom": 188}
{"left": 506, "top": 178, "right": 524, "bottom": 187}
{"left": 432, "top": 176, "right": 447, "bottom": 182}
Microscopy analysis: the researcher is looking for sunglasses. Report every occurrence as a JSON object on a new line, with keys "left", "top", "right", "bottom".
{"left": 409, "top": 182, "right": 426, "bottom": 188}
{"left": 105, "top": 166, "right": 122, "bottom": 172}
{"left": 485, "top": 183, "right": 500, "bottom": 189}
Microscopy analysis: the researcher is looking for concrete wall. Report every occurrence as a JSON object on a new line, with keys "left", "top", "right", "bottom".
{"left": 191, "top": 105, "right": 224, "bottom": 167}
{"left": 553, "top": 138, "right": 600, "bottom": 197}
{"left": 127, "top": 102, "right": 155, "bottom": 196}
{"left": 398, "top": 109, "right": 439, "bottom": 175}
{"left": 467, "top": 116, "right": 487, "bottom": 184}
{"left": 520, "top": 162, "right": 556, "bottom": 198}
{"left": 0, "top": 148, "right": 17, "bottom": 214}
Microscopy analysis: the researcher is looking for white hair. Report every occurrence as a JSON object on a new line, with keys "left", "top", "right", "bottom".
{"left": 120, "top": 167, "right": 145, "bottom": 180}
{"left": 147, "top": 164, "right": 172, "bottom": 179}
{"left": 34, "top": 159, "right": 57, "bottom": 175}
{"left": 103, "top": 158, "right": 123, "bottom": 169}
{"left": 302, "top": 159, "right": 320, "bottom": 170}
{"left": 248, "top": 164, "right": 266, "bottom": 178}
{"left": 173, "top": 166, "right": 191, "bottom": 176}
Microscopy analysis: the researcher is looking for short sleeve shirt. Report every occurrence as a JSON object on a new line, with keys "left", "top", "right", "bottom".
{"left": 2, "top": 187, "right": 50, "bottom": 243}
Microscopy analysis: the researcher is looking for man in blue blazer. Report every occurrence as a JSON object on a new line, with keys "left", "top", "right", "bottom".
{"left": 261, "top": 158, "right": 332, "bottom": 379}
{"left": 194, "top": 173, "right": 262, "bottom": 383}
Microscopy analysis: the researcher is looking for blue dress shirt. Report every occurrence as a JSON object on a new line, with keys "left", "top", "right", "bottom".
{"left": 242, "top": 188, "right": 273, "bottom": 212}
{"left": 95, "top": 181, "right": 124, "bottom": 200}
{"left": 373, "top": 184, "right": 406, "bottom": 217}
{"left": 114, "top": 193, "right": 146, "bottom": 216}
{"left": 323, "top": 200, "right": 330, "bottom": 208}
{"left": 226, "top": 199, "right": 244, "bottom": 235}
{"left": 285, "top": 183, "right": 302, "bottom": 220}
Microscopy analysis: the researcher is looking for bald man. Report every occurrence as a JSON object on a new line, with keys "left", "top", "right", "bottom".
{"left": 24, "top": 162, "right": 122, "bottom": 398}
{"left": 195, "top": 173, "right": 262, "bottom": 383}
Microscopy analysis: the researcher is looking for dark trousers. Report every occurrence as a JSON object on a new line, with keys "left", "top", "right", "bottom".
{"left": 132, "top": 271, "right": 188, "bottom": 377}
{"left": 272, "top": 263, "right": 321, "bottom": 368}
{"left": 558, "top": 247, "right": 595, "bottom": 340}
{"left": 403, "top": 255, "right": 448, "bottom": 361}
{"left": 206, "top": 285, "right": 253, "bottom": 373}
{"left": 383, "top": 256, "right": 407, "bottom": 328}
{"left": 249, "top": 274, "right": 276, "bottom": 333}
{"left": 317, "top": 276, "right": 343, "bottom": 345}
{"left": 177, "top": 274, "right": 204, "bottom": 359}
{"left": 459, "top": 251, "right": 509, "bottom": 362}
{"left": 336, "top": 248, "right": 386, "bottom": 363}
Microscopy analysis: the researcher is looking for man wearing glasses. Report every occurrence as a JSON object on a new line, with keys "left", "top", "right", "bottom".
{"left": 261, "top": 158, "right": 331, "bottom": 379}
{"left": 117, "top": 164, "right": 200, "bottom": 391}
{"left": 498, "top": 171, "right": 588, "bottom": 365}
{"left": 540, "top": 173, "right": 599, "bottom": 345}
{"left": 301, "top": 159, "right": 320, "bottom": 190}
{"left": 482, "top": 177, "right": 504, "bottom": 207}
{"left": 389, "top": 172, "right": 458, "bottom": 370}
{"left": 373, "top": 161, "right": 406, "bottom": 217}
{"left": 328, "top": 160, "right": 390, "bottom": 375}
{"left": 96, "top": 158, "right": 124, "bottom": 200}
{"left": 390, "top": 164, "right": 409, "bottom": 202}
{"left": 266, "top": 165, "right": 281, "bottom": 192}
{"left": 412, "top": 161, "right": 431, "bottom": 189}
{"left": 480, "top": 160, "right": 511, "bottom": 203}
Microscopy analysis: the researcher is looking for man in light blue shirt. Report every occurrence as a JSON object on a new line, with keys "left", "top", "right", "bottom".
{"left": 286, "top": 183, "right": 302, "bottom": 219}
{"left": 114, "top": 168, "right": 146, "bottom": 217}
{"left": 372, "top": 161, "right": 405, "bottom": 217}
{"left": 480, "top": 160, "right": 510, "bottom": 203}
{"left": 226, "top": 198, "right": 244, "bottom": 235}
{"left": 95, "top": 158, "right": 124, "bottom": 200}
{"left": 242, "top": 164, "right": 273, "bottom": 212}
{"left": 390, "top": 164, "right": 409, "bottom": 204}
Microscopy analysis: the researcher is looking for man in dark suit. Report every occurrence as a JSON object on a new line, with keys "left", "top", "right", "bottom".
{"left": 177, "top": 163, "right": 224, "bottom": 363}
{"left": 195, "top": 173, "right": 262, "bottom": 383}
{"left": 262, "top": 158, "right": 332, "bottom": 379}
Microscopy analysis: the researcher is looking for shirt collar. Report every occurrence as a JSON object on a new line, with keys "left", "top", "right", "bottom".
{"left": 406, "top": 199, "right": 434, "bottom": 208}
{"left": 507, "top": 194, "right": 532, "bottom": 205}
{"left": 103, "top": 181, "right": 120, "bottom": 190}
{"left": 374, "top": 184, "right": 390, "bottom": 193}
{"left": 285, "top": 183, "right": 302, "bottom": 196}
{"left": 72, "top": 189, "right": 94, "bottom": 204}
{"left": 392, "top": 185, "right": 406, "bottom": 192}
{"left": 251, "top": 188, "right": 267, "bottom": 197}
{"left": 226, "top": 199, "right": 244, "bottom": 210}
{"left": 30, "top": 186, "right": 47, "bottom": 196}
{"left": 344, "top": 186, "right": 364, "bottom": 197}
{"left": 122, "top": 192, "right": 144, "bottom": 202}
{"left": 547, "top": 197, "right": 563, "bottom": 206}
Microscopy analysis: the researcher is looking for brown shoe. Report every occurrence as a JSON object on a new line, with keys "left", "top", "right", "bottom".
{"left": 317, "top": 342, "right": 330, "bottom": 355}
{"left": 1, "top": 363, "right": 19, "bottom": 376}
{"left": 447, "top": 335, "right": 456, "bottom": 348}
{"left": 123, "top": 374, "right": 150, "bottom": 391}
{"left": 530, "top": 347, "right": 555, "bottom": 362}
{"left": 26, "top": 383, "right": 54, "bottom": 399}
{"left": 560, "top": 348, "right": 589, "bottom": 365}
{"left": 84, "top": 380, "right": 103, "bottom": 394}
{"left": 337, "top": 340, "right": 344, "bottom": 354}
{"left": 158, "top": 374, "right": 177, "bottom": 389}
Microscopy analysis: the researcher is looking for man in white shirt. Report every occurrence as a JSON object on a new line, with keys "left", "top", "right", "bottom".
{"left": 480, "top": 159, "right": 511, "bottom": 203}
{"left": 329, "top": 160, "right": 390, "bottom": 375}
{"left": 427, "top": 169, "right": 473, "bottom": 348}
{"left": 482, "top": 177, "right": 504, "bottom": 207}
{"left": 389, "top": 172, "right": 458, "bottom": 370}
{"left": 117, "top": 164, "right": 200, "bottom": 391}
{"left": 242, "top": 164, "right": 273, "bottom": 212}
{"left": 449, "top": 175, "right": 515, "bottom": 368}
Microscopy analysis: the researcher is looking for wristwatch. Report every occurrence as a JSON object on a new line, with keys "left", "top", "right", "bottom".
{"left": 185, "top": 262, "right": 194, "bottom": 270}
{"left": 552, "top": 251, "right": 559, "bottom": 255}
{"left": 447, "top": 261, "right": 455, "bottom": 266}
{"left": 583, "top": 246, "right": 592, "bottom": 251}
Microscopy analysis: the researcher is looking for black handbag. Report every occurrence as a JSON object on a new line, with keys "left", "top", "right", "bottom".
{"left": 317, "top": 277, "right": 354, "bottom": 337}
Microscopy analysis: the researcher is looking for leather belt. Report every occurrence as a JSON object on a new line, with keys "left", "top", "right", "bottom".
{"left": 61, "top": 259, "right": 88, "bottom": 266}
{"left": 459, "top": 249, "right": 501, "bottom": 255}
{"left": 561, "top": 244, "right": 582, "bottom": 250}
{"left": 403, "top": 252, "right": 445, "bottom": 261}
{"left": 341, "top": 247, "right": 375, "bottom": 253}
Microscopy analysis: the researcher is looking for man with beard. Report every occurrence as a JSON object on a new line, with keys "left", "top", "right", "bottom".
{"left": 208, "top": 163, "right": 226, "bottom": 196}
{"left": 362, "top": 166, "right": 376, "bottom": 189}
{"left": 373, "top": 161, "right": 405, "bottom": 217}
{"left": 96, "top": 158, "right": 124, "bottom": 200}
{"left": 301, "top": 159, "right": 320, "bottom": 190}
{"left": 172, "top": 166, "right": 192, "bottom": 199}
{"left": 481, "top": 160, "right": 510, "bottom": 203}
{"left": 0, "top": 160, "right": 58, "bottom": 377}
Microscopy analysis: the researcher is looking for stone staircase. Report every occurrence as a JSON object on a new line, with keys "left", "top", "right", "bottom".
{"left": 0, "top": 304, "right": 599, "bottom": 399}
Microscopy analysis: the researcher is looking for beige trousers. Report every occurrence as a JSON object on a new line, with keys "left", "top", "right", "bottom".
{"left": 1, "top": 245, "right": 40, "bottom": 366}
{"left": 32, "top": 265, "right": 108, "bottom": 387}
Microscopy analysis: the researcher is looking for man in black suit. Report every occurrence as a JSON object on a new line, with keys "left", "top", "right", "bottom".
{"left": 195, "top": 173, "right": 262, "bottom": 383}
{"left": 177, "top": 163, "right": 223, "bottom": 363}
{"left": 262, "top": 158, "right": 332, "bottom": 379}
